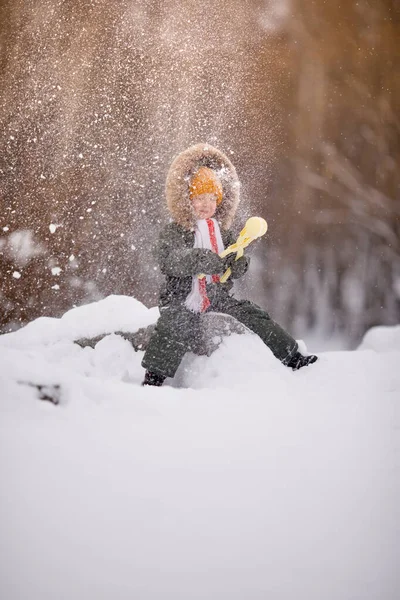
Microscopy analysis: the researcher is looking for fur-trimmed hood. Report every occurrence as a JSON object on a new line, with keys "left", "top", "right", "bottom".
{"left": 165, "top": 143, "right": 240, "bottom": 230}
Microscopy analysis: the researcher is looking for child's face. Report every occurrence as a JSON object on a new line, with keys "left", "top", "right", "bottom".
{"left": 191, "top": 193, "right": 218, "bottom": 220}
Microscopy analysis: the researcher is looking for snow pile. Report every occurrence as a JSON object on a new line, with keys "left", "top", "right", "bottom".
{"left": 1, "top": 294, "right": 159, "bottom": 348}
{"left": 0, "top": 296, "right": 399, "bottom": 600}
{"left": 358, "top": 324, "right": 400, "bottom": 353}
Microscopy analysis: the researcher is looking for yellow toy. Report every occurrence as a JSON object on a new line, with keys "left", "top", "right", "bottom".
{"left": 198, "top": 216, "right": 268, "bottom": 283}
{"left": 219, "top": 217, "right": 268, "bottom": 283}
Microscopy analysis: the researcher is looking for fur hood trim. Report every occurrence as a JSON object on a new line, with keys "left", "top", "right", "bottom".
{"left": 165, "top": 143, "right": 240, "bottom": 230}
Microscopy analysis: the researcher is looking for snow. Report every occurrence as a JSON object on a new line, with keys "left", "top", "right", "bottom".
{"left": 0, "top": 295, "right": 399, "bottom": 600}
{"left": 0, "top": 229, "right": 46, "bottom": 266}
{"left": 358, "top": 324, "right": 400, "bottom": 354}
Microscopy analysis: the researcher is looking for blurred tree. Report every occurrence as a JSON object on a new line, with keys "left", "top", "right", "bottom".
{"left": 261, "top": 0, "right": 400, "bottom": 343}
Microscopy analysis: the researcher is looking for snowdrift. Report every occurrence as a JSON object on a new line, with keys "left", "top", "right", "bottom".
{"left": 0, "top": 295, "right": 399, "bottom": 600}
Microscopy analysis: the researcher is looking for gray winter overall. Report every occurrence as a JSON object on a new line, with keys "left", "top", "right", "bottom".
{"left": 141, "top": 144, "right": 299, "bottom": 380}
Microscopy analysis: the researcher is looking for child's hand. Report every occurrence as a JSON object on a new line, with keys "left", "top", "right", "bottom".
{"left": 223, "top": 254, "right": 250, "bottom": 279}
{"left": 195, "top": 249, "right": 226, "bottom": 274}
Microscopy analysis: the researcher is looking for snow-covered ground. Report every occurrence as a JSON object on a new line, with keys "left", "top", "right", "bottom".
{"left": 0, "top": 295, "right": 399, "bottom": 600}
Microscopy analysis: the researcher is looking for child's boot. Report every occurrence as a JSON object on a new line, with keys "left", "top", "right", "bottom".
{"left": 142, "top": 370, "right": 166, "bottom": 387}
{"left": 286, "top": 351, "right": 318, "bottom": 371}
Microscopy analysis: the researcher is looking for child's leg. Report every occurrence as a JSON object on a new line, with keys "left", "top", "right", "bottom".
{"left": 142, "top": 305, "right": 201, "bottom": 379}
{"left": 217, "top": 297, "right": 298, "bottom": 363}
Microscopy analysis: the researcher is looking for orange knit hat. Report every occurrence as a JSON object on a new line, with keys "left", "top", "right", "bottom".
{"left": 189, "top": 167, "right": 223, "bottom": 205}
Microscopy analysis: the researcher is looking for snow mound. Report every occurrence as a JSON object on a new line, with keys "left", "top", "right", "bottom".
{"left": 358, "top": 324, "right": 400, "bottom": 353}
{"left": 0, "top": 295, "right": 159, "bottom": 348}
{"left": 0, "top": 295, "right": 285, "bottom": 392}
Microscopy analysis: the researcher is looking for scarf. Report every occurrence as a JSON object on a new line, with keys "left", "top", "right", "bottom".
{"left": 185, "top": 218, "right": 225, "bottom": 313}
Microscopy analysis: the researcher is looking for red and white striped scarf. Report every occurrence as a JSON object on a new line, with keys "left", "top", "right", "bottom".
{"left": 185, "top": 218, "right": 225, "bottom": 313}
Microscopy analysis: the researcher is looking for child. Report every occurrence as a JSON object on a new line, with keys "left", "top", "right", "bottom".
{"left": 142, "top": 143, "right": 317, "bottom": 386}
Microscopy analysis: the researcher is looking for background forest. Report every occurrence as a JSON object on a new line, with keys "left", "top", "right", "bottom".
{"left": 1, "top": 0, "right": 399, "bottom": 347}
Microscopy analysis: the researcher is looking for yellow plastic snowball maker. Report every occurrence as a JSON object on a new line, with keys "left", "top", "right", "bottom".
{"left": 219, "top": 216, "right": 268, "bottom": 283}
{"left": 198, "top": 216, "right": 268, "bottom": 282}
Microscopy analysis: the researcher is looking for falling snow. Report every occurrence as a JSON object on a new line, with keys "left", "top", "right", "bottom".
{"left": 0, "top": 0, "right": 398, "bottom": 345}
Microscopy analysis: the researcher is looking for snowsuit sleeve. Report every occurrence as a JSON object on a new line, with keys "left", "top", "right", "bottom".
{"left": 156, "top": 223, "right": 225, "bottom": 277}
